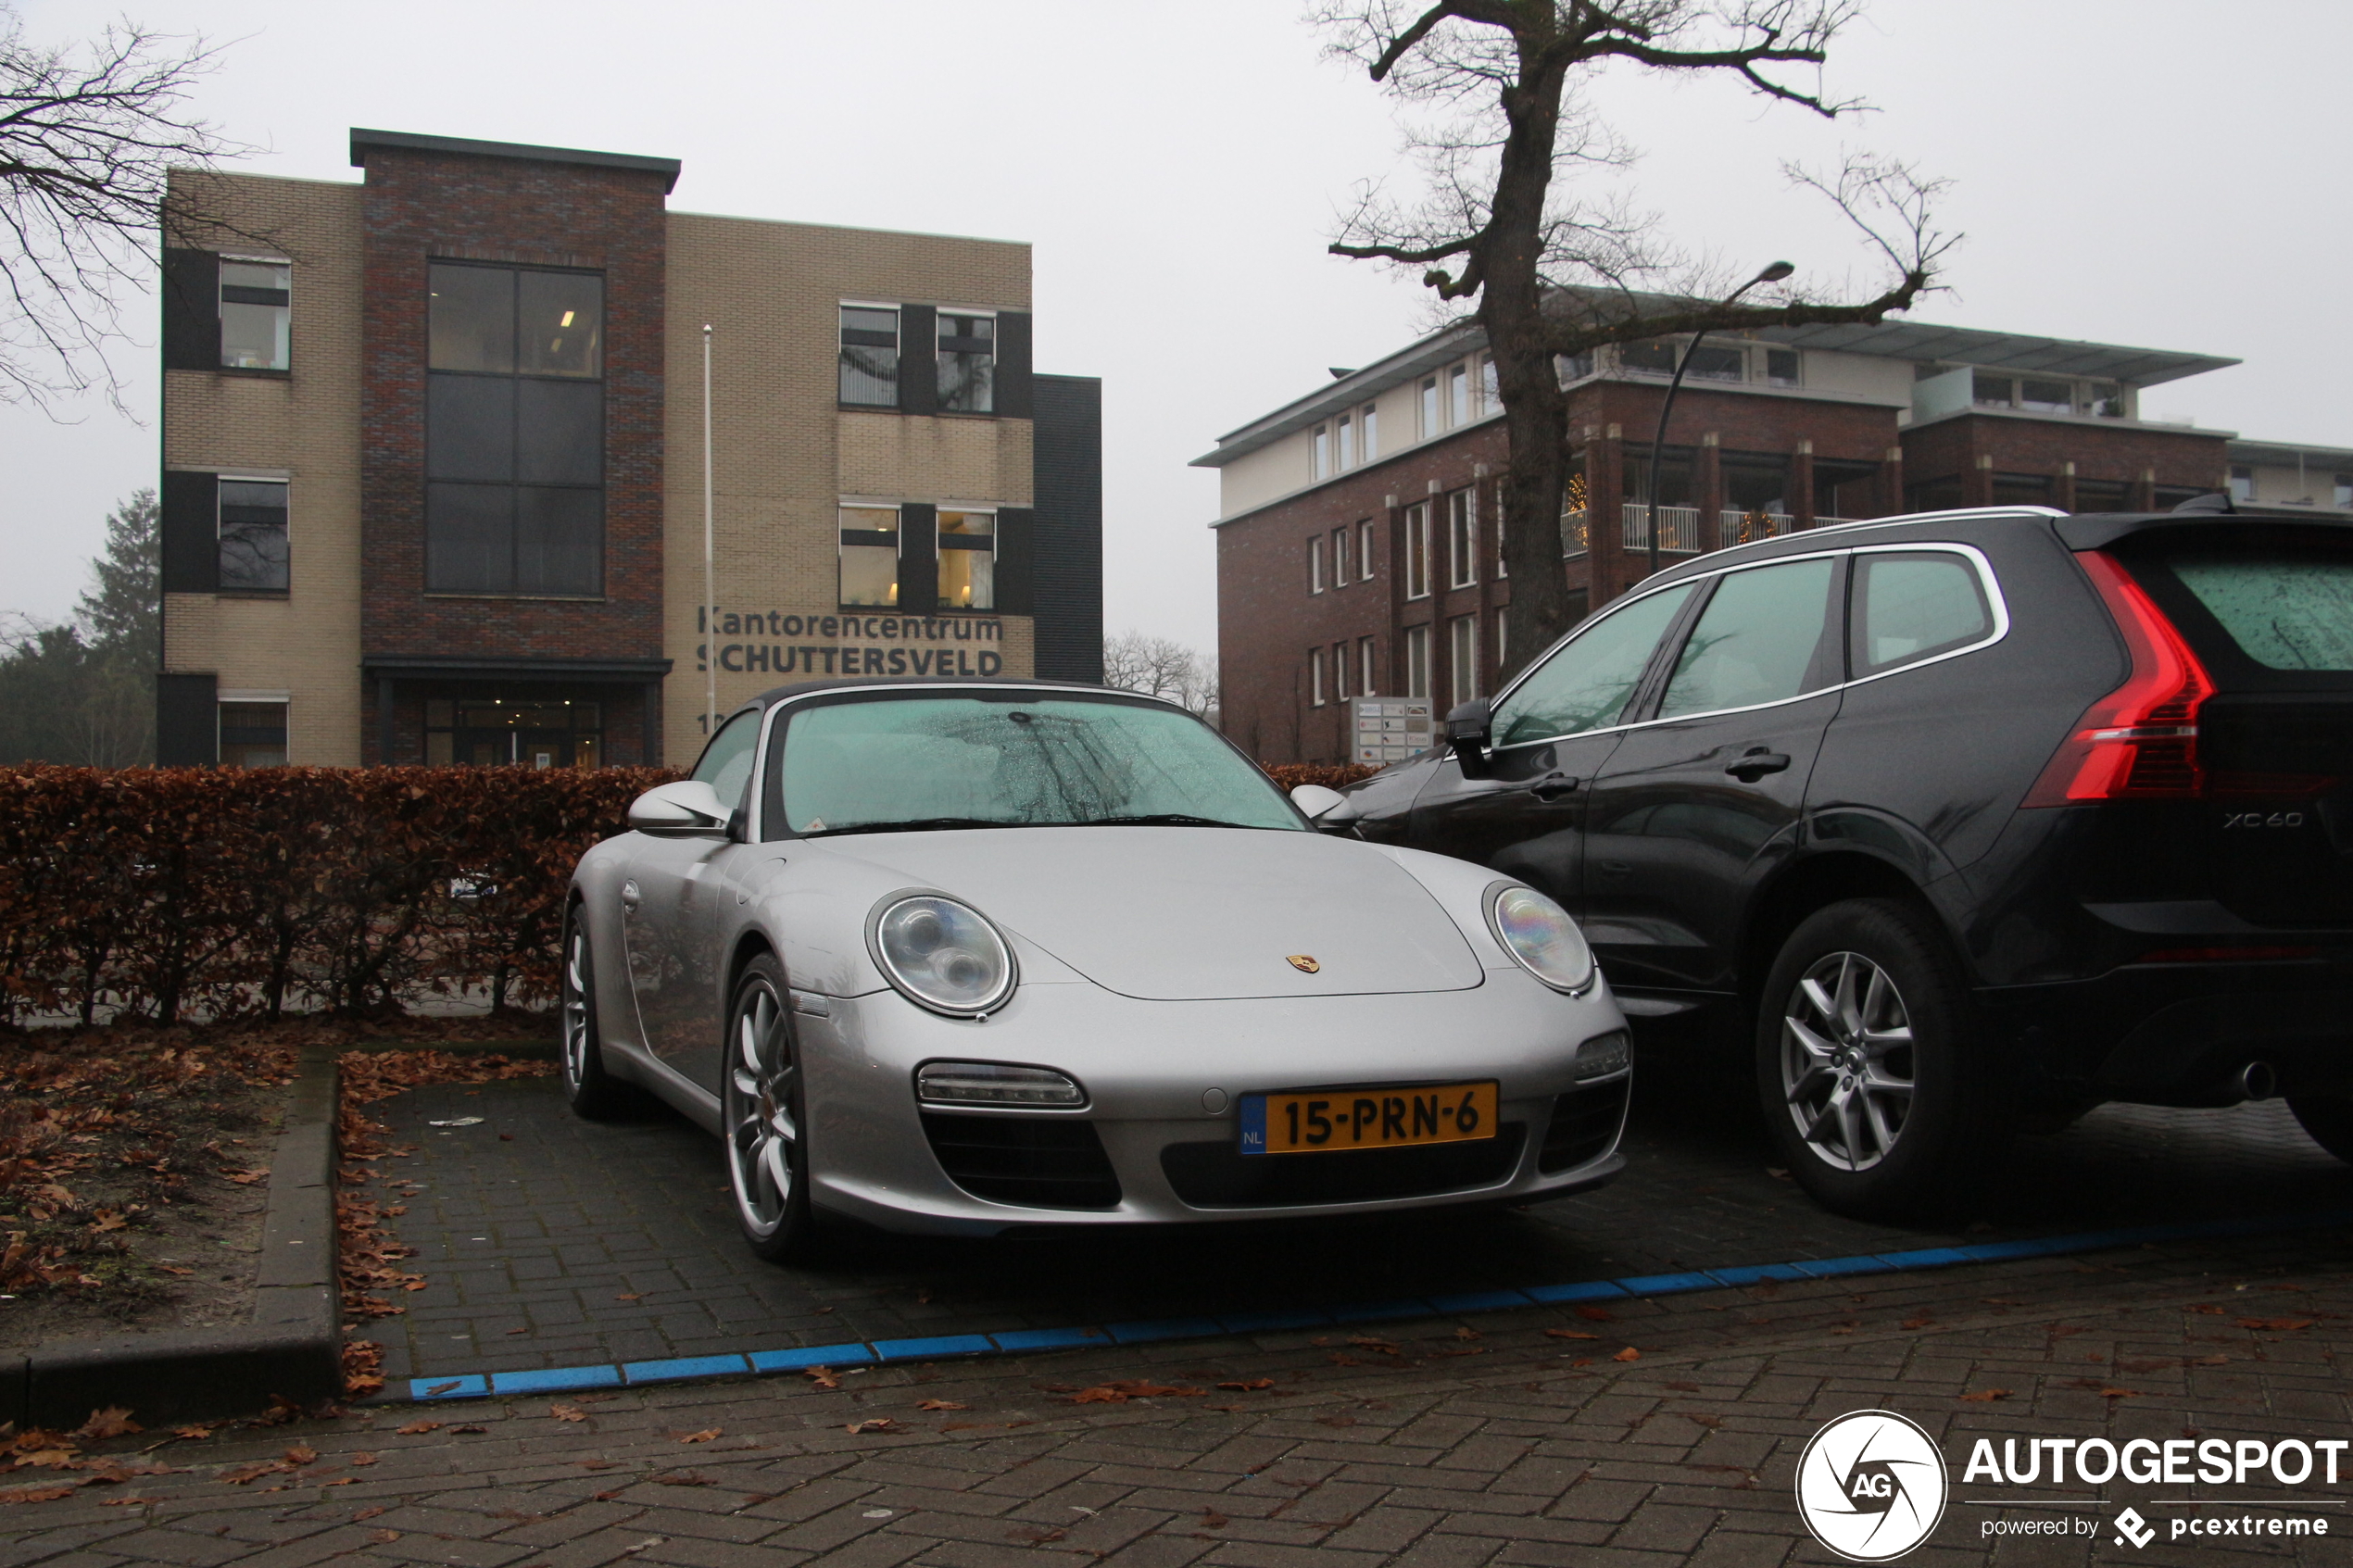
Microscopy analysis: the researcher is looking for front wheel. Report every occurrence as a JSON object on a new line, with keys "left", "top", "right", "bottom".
{"left": 560, "top": 906, "right": 637, "bottom": 1120}
{"left": 1755, "top": 897, "right": 1993, "bottom": 1220}
{"left": 724, "top": 954, "right": 820, "bottom": 1263}
{"left": 2287, "top": 1095, "right": 2353, "bottom": 1164}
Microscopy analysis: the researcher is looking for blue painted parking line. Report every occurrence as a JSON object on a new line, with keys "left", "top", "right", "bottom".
{"left": 399, "top": 1205, "right": 2353, "bottom": 1403}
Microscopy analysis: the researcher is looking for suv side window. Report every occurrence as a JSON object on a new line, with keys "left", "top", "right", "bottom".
{"left": 1491, "top": 581, "right": 1695, "bottom": 747}
{"left": 1851, "top": 551, "right": 1992, "bottom": 677}
{"left": 1656, "top": 557, "right": 1841, "bottom": 720}
{"left": 692, "top": 709, "right": 763, "bottom": 809}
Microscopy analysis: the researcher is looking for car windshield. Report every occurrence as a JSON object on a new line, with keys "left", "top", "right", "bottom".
{"left": 774, "top": 694, "right": 1304, "bottom": 836}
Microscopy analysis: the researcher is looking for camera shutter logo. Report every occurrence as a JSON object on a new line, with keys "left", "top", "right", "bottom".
{"left": 1795, "top": 1410, "right": 1949, "bottom": 1562}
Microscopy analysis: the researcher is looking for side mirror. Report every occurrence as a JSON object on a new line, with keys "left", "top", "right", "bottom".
{"left": 1290, "top": 784, "right": 1347, "bottom": 821}
{"left": 627, "top": 779, "right": 733, "bottom": 836}
{"left": 1445, "top": 698, "right": 1494, "bottom": 780}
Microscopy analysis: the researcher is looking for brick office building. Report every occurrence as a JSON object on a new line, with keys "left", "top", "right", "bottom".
{"left": 156, "top": 129, "right": 1102, "bottom": 768}
{"left": 1201, "top": 315, "right": 2345, "bottom": 765}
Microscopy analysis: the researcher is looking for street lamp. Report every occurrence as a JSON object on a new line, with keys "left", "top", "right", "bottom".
{"left": 1642, "top": 259, "right": 1797, "bottom": 583}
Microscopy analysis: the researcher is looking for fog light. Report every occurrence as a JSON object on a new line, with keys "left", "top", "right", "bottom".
{"left": 916, "top": 1061, "right": 1087, "bottom": 1107}
{"left": 1574, "top": 1029, "right": 1630, "bottom": 1081}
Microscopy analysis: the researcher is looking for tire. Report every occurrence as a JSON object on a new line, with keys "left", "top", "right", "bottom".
{"left": 559, "top": 904, "right": 639, "bottom": 1120}
{"left": 723, "top": 954, "right": 821, "bottom": 1263}
{"left": 2287, "top": 1096, "right": 2353, "bottom": 1164}
{"left": 1754, "top": 897, "right": 1994, "bottom": 1220}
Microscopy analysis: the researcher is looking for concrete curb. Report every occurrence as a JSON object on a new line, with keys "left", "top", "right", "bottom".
{"left": 1, "top": 1045, "right": 343, "bottom": 1429}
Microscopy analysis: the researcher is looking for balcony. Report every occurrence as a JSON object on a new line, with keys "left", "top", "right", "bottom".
{"left": 1560, "top": 507, "right": 1859, "bottom": 561}
{"left": 1620, "top": 502, "right": 1702, "bottom": 554}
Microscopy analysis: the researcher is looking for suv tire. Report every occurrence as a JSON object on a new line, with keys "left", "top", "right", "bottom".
{"left": 2286, "top": 1095, "right": 2353, "bottom": 1165}
{"left": 1755, "top": 897, "right": 1994, "bottom": 1219}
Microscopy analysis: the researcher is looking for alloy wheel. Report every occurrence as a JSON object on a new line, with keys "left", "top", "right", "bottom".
{"left": 1780, "top": 949, "right": 1916, "bottom": 1172}
{"left": 560, "top": 924, "right": 592, "bottom": 1093}
{"left": 726, "top": 978, "right": 799, "bottom": 1237}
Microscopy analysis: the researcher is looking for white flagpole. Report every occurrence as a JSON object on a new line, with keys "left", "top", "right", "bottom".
{"left": 702, "top": 323, "right": 716, "bottom": 739}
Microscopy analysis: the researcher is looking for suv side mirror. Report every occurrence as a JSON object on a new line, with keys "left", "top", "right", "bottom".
{"left": 628, "top": 779, "right": 734, "bottom": 836}
{"left": 1445, "top": 697, "right": 1494, "bottom": 779}
{"left": 1290, "top": 784, "right": 1347, "bottom": 821}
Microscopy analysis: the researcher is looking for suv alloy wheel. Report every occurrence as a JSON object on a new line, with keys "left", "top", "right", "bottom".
{"left": 1755, "top": 897, "right": 1994, "bottom": 1218}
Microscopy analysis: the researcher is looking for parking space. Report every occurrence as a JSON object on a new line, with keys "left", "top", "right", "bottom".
{"left": 363, "top": 1040, "right": 2353, "bottom": 1390}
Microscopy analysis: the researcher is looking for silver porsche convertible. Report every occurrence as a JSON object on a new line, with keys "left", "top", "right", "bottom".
{"left": 560, "top": 679, "right": 1631, "bottom": 1261}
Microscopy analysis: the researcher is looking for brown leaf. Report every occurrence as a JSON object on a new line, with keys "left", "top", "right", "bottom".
{"left": 1064, "top": 1381, "right": 1208, "bottom": 1404}
{"left": 654, "top": 1472, "right": 713, "bottom": 1486}
{"left": 2099, "top": 1387, "right": 2140, "bottom": 1399}
{"left": 349, "top": 1453, "right": 377, "bottom": 1466}
{"left": 353, "top": 1506, "right": 386, "bottom": 1521}
{"left": 1612, "top": 1347, "right": 1641, "bottom": 1361}
{"left": 71, "top": 1409, "right": 141, "bottom": 1440}
{"left": 2236, "top": 1317, "right": 2314, "bottom": 1332}
{"left": 1574, "top": 1305, "right": 1614, "bottom": 1322}
{"left": 916, "top": 1400, "right": 966, "bottom": 1411}
{"left": 549, "top": 1406, "right": 586, "bottom": 1423}
{"left": 1900, "top": 1314, "right": 1934, "bottom": 1330}
{"left": 1958, "top": 1389, "right": 2012, "bottom": 1401}
{"left": 0, "top": 1486, "right": 77, "bottom": 1505}
{"left": 801, "top": 1366, "right": 840, "bottom": 1390}
{"left": 1200, "top": 1511, "right": 1229, "bottom": 1529}
{"left": 1544, "top": 1328, "right": 1599, "bottom": 1341}
{"left": 677, "top": 1429, "right": 721, "bottom": 1444}
{"left": 1216, "top": 1378, "right": 1275, "bottom": 1391}
{"left": 615, "top": 1293, "right": 644, "bottom": 1301}
{"left": 846, "top": 1418, "right": 903, "bottom": 1435}
{"left": 283, "top": 1446, "right": 318, "bottom": 1466}
{"left": 370, "top": 1528, "right": 401, "bottom": 1542}
{"left": 395, "top": 1420, "right": 441, "bottom": 1436}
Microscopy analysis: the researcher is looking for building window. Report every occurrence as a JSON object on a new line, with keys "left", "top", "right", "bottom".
{"left": 1446, "top": 487, "right": 1477, "bottom": 589}
{"left": 838, "top": 305, "right": 899, "bottom": 406}
{"left": 2087, "top": 381, "right": 2124, "bottom": 418}
{"left": 425, "top": 697, "right": 603, "bottom": 768}
{"left": 1357, "top": 519, "right": 1376, "bottom": 581}
{"left": 1308, "top": 534, "right": 1325, "bottom": 594}
{"left": 937, "top": 311, "right": 995, "bottom": 413}
{"left": 2017, "top": 378, "right": 2072, "bottom": 414}
{"left": 1404, "top": 624, "right": 1430, "bottom": 698}
{"left": 1310, "top": 647, "right": 1327, "bottom": 707}
{"left": 218, "top": 479, "right": 289, "bottom": 591}
{"left": 2335, "top": 473, "right": 2352, "bottom": 508}
{"left": 2230, "top": 466, "right": 2255, "bottom": 504}
{"left": 1419, "top": 375, "right": 1440, "bottom": 437}
{"left": 1404, "top": 502, "right": 1430, "bottom": 599}
{"left": 1685, "top": 344, "right": 1745, "bottom": 383}
{"left": 425, "top": 261, "right": 604, "bottom": 596}
{"left": 1314, "top": 424, "right": 1330, "bottom": 480}
{"left": 1333, "top": 641, "right": 1351, "bottom": 699}
{"left": 1478, "top": 353, "right": 1497, "bottom": 411}
{"left": 1360, "top": 403, "right": 1378, "bottom": 461}
{"left": 1493, "top": 607, "right": 1509, "bottom": 676}
{"left": 1360, "top": 636, "right": 1378, "bottom": 696}
{"left": 1556, "top": 350, "right": 1594, "bottom": 383}
{"left": 1620, "top": 339, "right": 1679, "bottom": 375}
{"left": 839, "top": 506, "right": 900, "bottom": 606}
{"left": 218, "top": 700, "right": 287, "bottom": 768}
{"left": 1449, "top": 363, "right": 1470, "bottom": 425}
{"left": 1331, "top": 527, "right": 1350, "bottom": 585}
{"left": 1450, "top": 614, "right": 1479, "bottom": 704}
{"left": 1337, "top": 411, "right": 1355, "bottom": 470}
{"left": 219, "top": 258, "right": 290, "bottom": 370}
{"left": 1492, "top": 481, "right": 1508, "bottom": 577}
{"left": 1971, "top": 371, "right": 2012, "bottom": 408}
{"left": 937, "top": 509, "right": 995, "bottom": 609}
{"left": 1766, "top": 348, "right": 1801, "bottom": 387}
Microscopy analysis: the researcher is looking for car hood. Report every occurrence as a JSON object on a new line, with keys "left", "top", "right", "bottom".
{"left": 826, "top": 825, "right": 1485, "bottom": 1000}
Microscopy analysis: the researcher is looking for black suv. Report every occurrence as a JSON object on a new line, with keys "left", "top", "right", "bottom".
{"left": 1330, "top": 501, "right": 2353, "bottom": 1217}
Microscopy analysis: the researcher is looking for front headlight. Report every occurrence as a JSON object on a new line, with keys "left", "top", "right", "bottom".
{"left": 1486, "top": 883, "right": 1596, "bottom": 994}
{"left": 871, "top": 893, "right": 1017, "bottom": 1016}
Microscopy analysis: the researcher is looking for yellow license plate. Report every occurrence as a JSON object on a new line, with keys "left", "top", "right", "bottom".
{"left": 1239, "top": 1083, "right": 1498, "bottom": 1155}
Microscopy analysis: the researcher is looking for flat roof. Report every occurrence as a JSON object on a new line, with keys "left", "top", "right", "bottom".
{"left": 350, "top": 128, "right": 681, "bottom": 193}
{"left": 2228, "top": 439, "right": 2353, "bottom": 467}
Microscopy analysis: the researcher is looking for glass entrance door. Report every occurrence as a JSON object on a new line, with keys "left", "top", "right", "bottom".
{"left": 426, "top": 698, "right": 603, "bottom": 766}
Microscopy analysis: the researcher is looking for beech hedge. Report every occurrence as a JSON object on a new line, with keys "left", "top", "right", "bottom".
{"left": 0, "top": 758, "right": 1386, "bottom": 1027}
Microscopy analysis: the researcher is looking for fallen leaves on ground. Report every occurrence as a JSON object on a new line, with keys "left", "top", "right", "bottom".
{"left": 655, "top": 1472, "right": 713, "bottom": 1486}
{"left": 1063, "top": 1381, "right": 1209, "bottom": 1404}
{"left": 846, "top": 1419, "right": 903, "bottom": 1435}
{"left": 916, "top": 1400, "right": 966, "bottom": 1411}
{"left": 70, "top": 1409, "right": 140, "bottom": 1440}
{"left": 1959, "top": 1389, "right": 2012, "bottom": 1401}
{"left": 1217, "top": 1378, "right": 1275, "bottom": 1391}
{"left": 1900, "top": 1314, "right": 1935, "bottom": 1330}
{"left": 1574, "top": 1305, "right": 1614, "bottom": 1322}
{"left": 2237, "top": 1317, "right": 2314, "bottom": 1332}
{"left": 395, "top": 1420, "right": 442, "bottom": 1436}
{"left": 801, "top": 1366, "right": 840, "bottom": 1390}
{"left": 549, "top": 1407, "right": 586, "bottom": 1423}
{"left": 677, "top": 1429, "right": 720, "bottom": 1444}
{"left": 1544, "top": 1329, "right": 1598, "bottom": 1341}
{"left": 1613, "top": 1348, "right": 1641, "bottom": 1362}
{"left": 0, "top": 1486, "right": 77, "bottom": 1505}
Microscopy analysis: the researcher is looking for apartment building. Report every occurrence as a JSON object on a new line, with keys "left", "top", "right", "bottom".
{"left": 1200, "top": 312, "right": 2338, "bottom": 765}
{"left": 156, "top": 129, "right": 1102, "bottom": 768}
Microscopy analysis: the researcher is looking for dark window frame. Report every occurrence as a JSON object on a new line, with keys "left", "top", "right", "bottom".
{"left": 217, "top": 477, "right": 291, "bottom": 594}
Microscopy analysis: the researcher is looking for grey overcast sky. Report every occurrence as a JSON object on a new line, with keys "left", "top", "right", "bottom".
{"left": 3, "top": 0, "right": 2347, "bottom": 656}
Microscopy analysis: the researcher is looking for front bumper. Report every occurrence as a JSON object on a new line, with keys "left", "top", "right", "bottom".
{"left": 794, "top": 969, "right": 1630, "bottom": 1236}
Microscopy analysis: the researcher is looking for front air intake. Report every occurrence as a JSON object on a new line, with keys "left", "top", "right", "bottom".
{"left": 920, "top": 1112, "right": 1122, "bottom": 1209}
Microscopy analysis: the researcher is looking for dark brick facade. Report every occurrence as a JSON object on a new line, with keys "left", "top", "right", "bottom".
{"left": 356, "top": 143, "right": 671, "bottom": 762}
{"left": 1220, "top": 376, "right": 2237, "bottom": 765}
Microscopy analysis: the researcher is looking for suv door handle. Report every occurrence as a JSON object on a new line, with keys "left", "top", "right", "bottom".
{"left": 1724, "top": 751, "right": 1791, "bottom": 783}
{"left": 1527, "top": 772, "right": 1580, "bottom": 801}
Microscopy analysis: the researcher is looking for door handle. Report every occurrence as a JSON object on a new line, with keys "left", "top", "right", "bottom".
{"left": 1724, "top": 751, "right": 1792, "bottom": 783}
{"left": 621, "top": 879, "right": 641, "bottom": 912}
{"left": 1527, "top": 772, "right": 1580, "bottom": 802}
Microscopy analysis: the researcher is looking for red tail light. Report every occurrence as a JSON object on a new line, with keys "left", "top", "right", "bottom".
{"left": 2022, "top": 551, "right": 2216, "bottom": 807}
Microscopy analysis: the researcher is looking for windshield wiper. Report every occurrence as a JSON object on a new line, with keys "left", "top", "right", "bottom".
{"left": 799, "top": 817, "right": 1024, "bottom": 837}
{"left": 1077, "top": 813, "right": 1253, "bottom": 829}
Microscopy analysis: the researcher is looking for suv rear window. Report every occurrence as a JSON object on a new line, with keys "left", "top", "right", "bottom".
{"left": 2167, "top": 550, "right": 2353, "bottom": 671}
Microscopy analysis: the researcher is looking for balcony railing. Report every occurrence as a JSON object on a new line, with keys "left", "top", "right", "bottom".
{"left": 1718, "top": 509, "right": 1794, "bottom": 545}
{"left": 1561, "top": 508, "right": 1588, "bottom": 558}
{"left": 1621, "top": 502, "right": 1702, "bottom": 554}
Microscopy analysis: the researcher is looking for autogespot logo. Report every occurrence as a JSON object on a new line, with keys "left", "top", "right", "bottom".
{"left": 1796, "top": 1411, "right": 1950, "bottom": 1562}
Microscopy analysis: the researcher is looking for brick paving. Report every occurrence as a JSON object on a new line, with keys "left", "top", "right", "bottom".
{"left": 363, "top": 1043, "right": 2353, "bottom": 1385}
{"left": 9, "top": 1224, "right": 2353, "bottom": 1565}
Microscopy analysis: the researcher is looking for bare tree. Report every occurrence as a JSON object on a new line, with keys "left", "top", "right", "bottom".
{"left": 1102, "top": 631, "right": 1218, "bottom": 717}
{"left": 1316, "top": 0, "right": 1957, "bottom": 672}
{"left": 0, "top": 5, "right": 240, "bottom": 411}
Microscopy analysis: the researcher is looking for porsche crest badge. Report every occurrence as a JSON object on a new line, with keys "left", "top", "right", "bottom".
{"left": 1286, "top": 954, "right": 1321, "bottom": 973}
